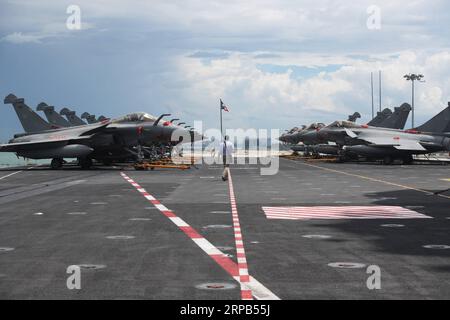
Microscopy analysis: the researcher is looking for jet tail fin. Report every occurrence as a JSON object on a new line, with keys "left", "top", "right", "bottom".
{"left": 60, "top": 108, "right": 86, "bottom": 126}
{"left": 36, "top": 102, "right": 70, "bottom": 127}
{"left": 377, "top": 103, "right": 411, "bottom": 129}
{"left": 367, "top": 108, "right": 392, "bottom": 126}
{"left": 81, "top": 112, "right": 98, "bottom": 124}
{"left": 4, "top": 94, "right": 53, "bottom": 133}
{"left": 415, "top": 103, "right": 450, "bottom": 133}
{"left": 347, "top": 112, "right": 361, "bottom": 122}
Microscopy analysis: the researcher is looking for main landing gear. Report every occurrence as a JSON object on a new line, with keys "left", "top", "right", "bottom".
{"left": 78, "top": 157, "right": 93, "bottom": 170}
{"left": 50, "top": 158, "right": 63, "bottom": 170}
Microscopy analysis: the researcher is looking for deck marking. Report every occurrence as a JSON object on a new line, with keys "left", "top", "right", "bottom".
{"left": 262, "top": 206, "right": 431, "bottom": 220}
{"left": 284, "top": 159, "right": 450, "bottom": 200}
{"left": 227, "top": 168, "right": 253, "bottom": 300}
{"left": 0, "top": 171, "right": 22, "bottom": 180}
{"left": 120, "top": 172, "right": 279, "bottom": 300}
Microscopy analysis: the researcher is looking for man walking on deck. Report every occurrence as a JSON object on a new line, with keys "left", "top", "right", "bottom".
{"left": 219, "top": 135, "right": 234, "bottom": 181}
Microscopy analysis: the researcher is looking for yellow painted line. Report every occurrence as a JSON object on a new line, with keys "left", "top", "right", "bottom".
{"left": 441, "top": 179, "right": 450, "bottom": 182}
{"left": 283, "top": 158, "right": 450, "bottom": 200}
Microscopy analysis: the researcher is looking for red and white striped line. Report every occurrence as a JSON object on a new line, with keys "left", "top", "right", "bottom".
{"left": 262, "top": 206, "right": 432, "bottom": 220}
{"left": 227, "top": 168, "right": 252, "bottom": 300}
{"left": 120, "top": 172, "right": 279, "bottom": 300}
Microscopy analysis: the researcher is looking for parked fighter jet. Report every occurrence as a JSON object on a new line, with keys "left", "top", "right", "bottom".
{"left": 37, "top": 102, "right": 71, "bottom": 127}
{"left": 81, "top": 112, "right": 98, "bottom": 124}
{"left": 317, "top": 103, "right": 450, "bottom": 164}
{"left": 60, "top": 108, "right": 86, "bottom": 126}
{"left": 1, "top": 94, "right": 201, "bottom": 169}
{"left": 4, "top": 94, "right": 57, "bottom": 133}
{"left": 279, "top": 103, "right": 412, "bottom": 156}
{"left": 278, "top": 126, "right": 305, "bottom": 144}
{"left": 375, "top": 103, "right": 411, "bottom": 130}
{"left": 367, "top": 108, "right": 392, "bottom": 126}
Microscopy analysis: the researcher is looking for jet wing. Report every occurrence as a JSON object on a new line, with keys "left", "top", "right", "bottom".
{"left": 362, "top": 136, "right": 426, "bottom": 151}
{"left": 393, "top": 141, "right": 426, "bottom": 151}
{"left": 0, "top": 122, "right": 110, "bottom": 152}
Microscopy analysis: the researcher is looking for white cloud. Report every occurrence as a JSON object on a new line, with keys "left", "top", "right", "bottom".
{"left": 1, "top": 32, "right": 44, "bottom": 44}
{"left": 1, "top": 0, "right": 450, "bottom": 133}
{"left": 172, "top": 50, "right": 450, "bottom": 129}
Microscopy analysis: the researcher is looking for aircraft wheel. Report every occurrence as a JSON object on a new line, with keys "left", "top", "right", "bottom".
{"left": 102, "top": 159, "right": 112, "bottom": 166}
{"left": 382, "top": 156, "right": 393, "bottom": 165}
{"left": 402, "top": 155, "right": 413, "bottom": 165}
{"left": 51, "top": 158, "right": 63, "bottom": 170}
{"left": 337, "top": 155, "right": 346, "bottom": 163}
{"left": 79, "top": 157, "right": 93, "bottom": 170}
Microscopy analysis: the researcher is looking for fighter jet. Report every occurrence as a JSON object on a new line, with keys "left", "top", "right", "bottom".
{"left": 278, "top": 126, "right": 305, "bottom": 144}
{"left": 280, "top": 103, "right": 412, "bottom": 156}
{"left": 81, "top": 112, "right": 98, "bottom": 124}
{"left": 374, "top": 103, "right": 411, "bottom": 130}
{"left": 60, "top": 108, "right": 86, "bottom": 126}
{"left": 367, "top": 108, "right": 392, "bottom": 127}
{"left": 317, "top": 103, "right": 450, "bottom": 164}
{"left": 1, "top": 94, "right": 201, "bottom": 169}
{"left": 36, "top": 102, "right": 71, "bottom": 127}
{"left": 4, "top": 94, "right": 57, "bottom": 133}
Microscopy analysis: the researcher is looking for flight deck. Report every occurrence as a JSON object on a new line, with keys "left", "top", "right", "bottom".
{"left": 0, "top": 158, "right": 449, "bottom": 299}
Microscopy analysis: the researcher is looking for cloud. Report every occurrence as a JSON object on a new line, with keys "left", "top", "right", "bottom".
{"left": 1, "top": 32, "right": 44, "bottom": 44}
{"left": 188, "top": 51, "right": 230, "bottom": 60}
{"left": 172, "top": 50, "right": 450, "bottom": 130}
{"left": 1, "top": 0, "right": 450, "bottom": 139}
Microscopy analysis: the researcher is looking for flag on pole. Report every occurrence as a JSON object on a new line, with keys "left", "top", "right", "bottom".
{"left": 220, "top": 99, "right": 229, "bottom": 112}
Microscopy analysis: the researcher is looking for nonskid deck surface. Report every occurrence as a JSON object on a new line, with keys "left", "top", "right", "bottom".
{"left": 0, "top": 158, "right": 449, "bottom": 299}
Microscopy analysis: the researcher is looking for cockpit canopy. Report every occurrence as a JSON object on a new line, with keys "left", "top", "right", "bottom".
{"left": 327, "top": 120, "right": 361, "bottom": 129}
{"left": 112, "top": 112, "right": 157, "bottom": 123}
{"left": 306, "top": 123, "right": 326, "bottom": 130}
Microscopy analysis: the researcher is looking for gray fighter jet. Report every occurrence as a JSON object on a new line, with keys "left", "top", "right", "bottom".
{"left": 81, "top": 112, "right": 98, "bottom": 124}
{"left": 375, "top": 103, "right": 411, "bottom": 130}
{"left": 367, "top": 108, "right": 392, "bottom": 126}
{"left": 1, "top": 94, "right": 201, "bottom": 169}
{"left": 60, "top": 108, "right": 86, "bottom": 126}
{"left": 279, "top": 103, "right": 412, "bottom": 156}
{"left": 317, "top": 103, "right": 450, "bottom": 164}
{"left": 4, "top": 94, "right": 57, "bottom": 133}
{"left": 36, "top": 102, "right": 71, "bottom": 127}
{"left": 278, "top": 126, "right": 304, "bottom": 144}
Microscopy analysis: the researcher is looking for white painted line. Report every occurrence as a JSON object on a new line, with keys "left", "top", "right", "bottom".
{"left": 170, "top": 217, "right": 189, "bottom": 227}
{"left": 192, "top": 238, "right": 223, "bottom": 255}
{"left": 0, "top": 171, "right": 22, "bottom": 180}
{"left": 155, "top": 204, "right": 169, "bottom": 211}
{"left": 121, "top": 171, "right": 279, "bottom": 301}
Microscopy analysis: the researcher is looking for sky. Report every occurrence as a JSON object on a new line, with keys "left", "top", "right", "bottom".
{"left": 1, "top": 0, "right": 450, "bottom": 141}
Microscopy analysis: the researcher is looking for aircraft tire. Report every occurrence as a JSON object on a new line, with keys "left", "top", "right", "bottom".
{"left": 51, "top": 158, "right": 63, "bottom": 170}
{"left": 79, "top": 157, "right": 93, "bottom": 170}
{"left": 102, "top": 159, "right": 112, "bottom": 166}
{"left": 382, "top": 156, "right": 393, "bottom": 165}
{"left": 402, "top": 155, "right": 414, "bottom": 165}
